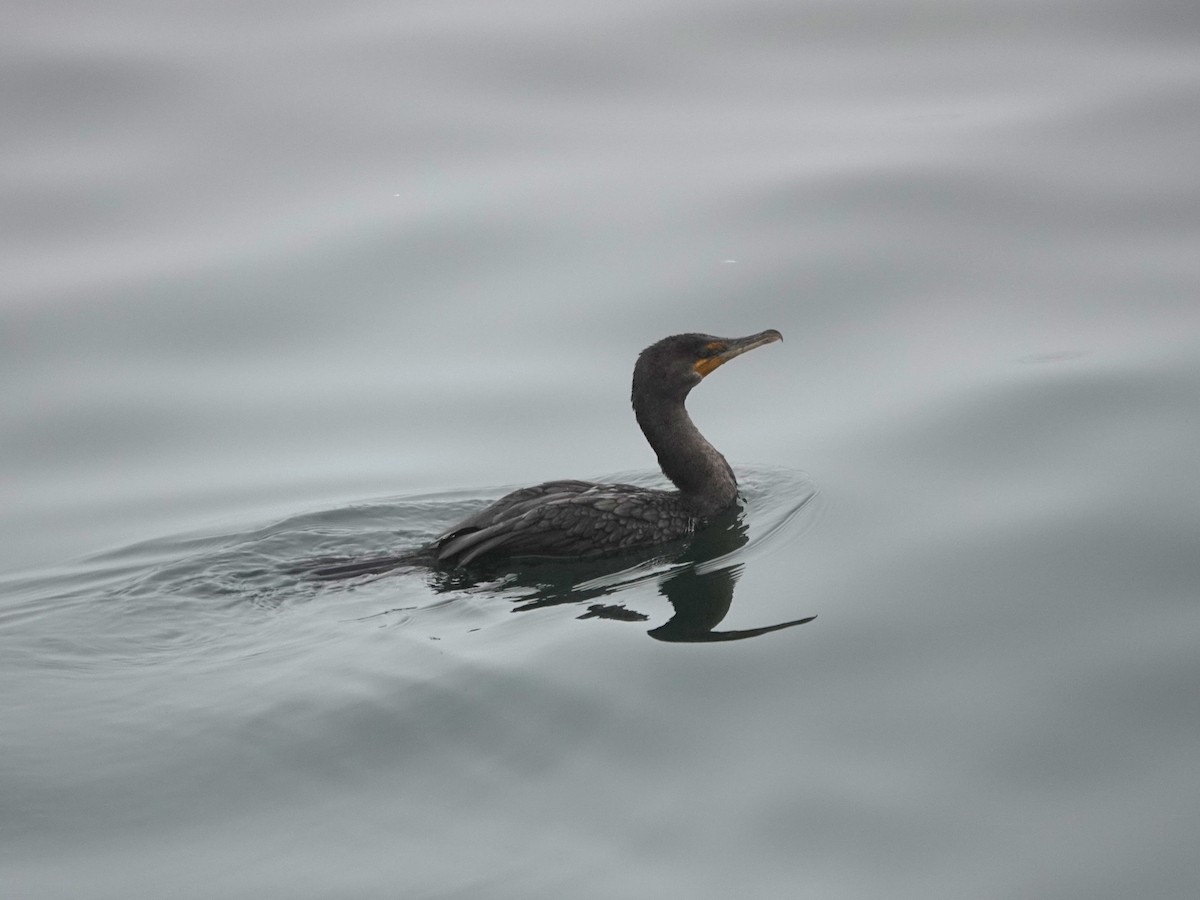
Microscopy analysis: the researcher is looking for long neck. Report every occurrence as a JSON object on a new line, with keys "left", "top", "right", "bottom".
{"left": 634, "top": 391, "right": 738, "bottom": 515}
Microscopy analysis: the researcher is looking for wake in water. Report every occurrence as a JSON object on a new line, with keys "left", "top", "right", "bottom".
{"left": 6, "top": 468, "right": 822, "bottom": 646}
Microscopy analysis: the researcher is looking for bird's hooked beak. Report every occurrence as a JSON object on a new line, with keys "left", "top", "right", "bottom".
{"left": 693, "top": 329, "right": 783, "bottom": 377}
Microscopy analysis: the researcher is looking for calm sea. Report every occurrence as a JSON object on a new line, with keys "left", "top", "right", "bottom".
{"left": 3, "top": 1, "right": 1198, "bottom": 898}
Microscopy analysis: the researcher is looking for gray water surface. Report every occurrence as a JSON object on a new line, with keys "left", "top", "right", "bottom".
{"left": 3, "top": 1, "right": 1199, "bottom": 898}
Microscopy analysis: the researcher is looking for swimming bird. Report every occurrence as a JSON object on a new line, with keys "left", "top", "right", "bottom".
{"left": 427, "top": 329, "right": 783, "bottom": 567}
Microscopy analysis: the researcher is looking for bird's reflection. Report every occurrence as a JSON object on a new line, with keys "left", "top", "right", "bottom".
{"left": 648, "top": 508, "right": 815, "bottom": 642}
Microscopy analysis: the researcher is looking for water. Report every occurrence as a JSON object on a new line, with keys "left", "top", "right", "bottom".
{"left": 3, "top": 1, "right": 1199, "bottom": 897}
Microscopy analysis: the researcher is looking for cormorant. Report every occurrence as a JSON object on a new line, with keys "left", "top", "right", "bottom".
{"left": 428, "top": 329, "right": 782, "bottom": 566}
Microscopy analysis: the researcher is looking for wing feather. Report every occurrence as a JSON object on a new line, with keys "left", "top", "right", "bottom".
{"left": 430, "top": 480, "right": 696, "bottom": 566}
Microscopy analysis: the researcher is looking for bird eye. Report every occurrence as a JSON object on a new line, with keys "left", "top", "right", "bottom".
{"left": 703, "top": 342, "right": 725, "bottom": 357}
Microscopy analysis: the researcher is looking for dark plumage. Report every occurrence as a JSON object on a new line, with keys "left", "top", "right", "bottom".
{"left": 428, "top": 330, "right": 782, "bottom": 567}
